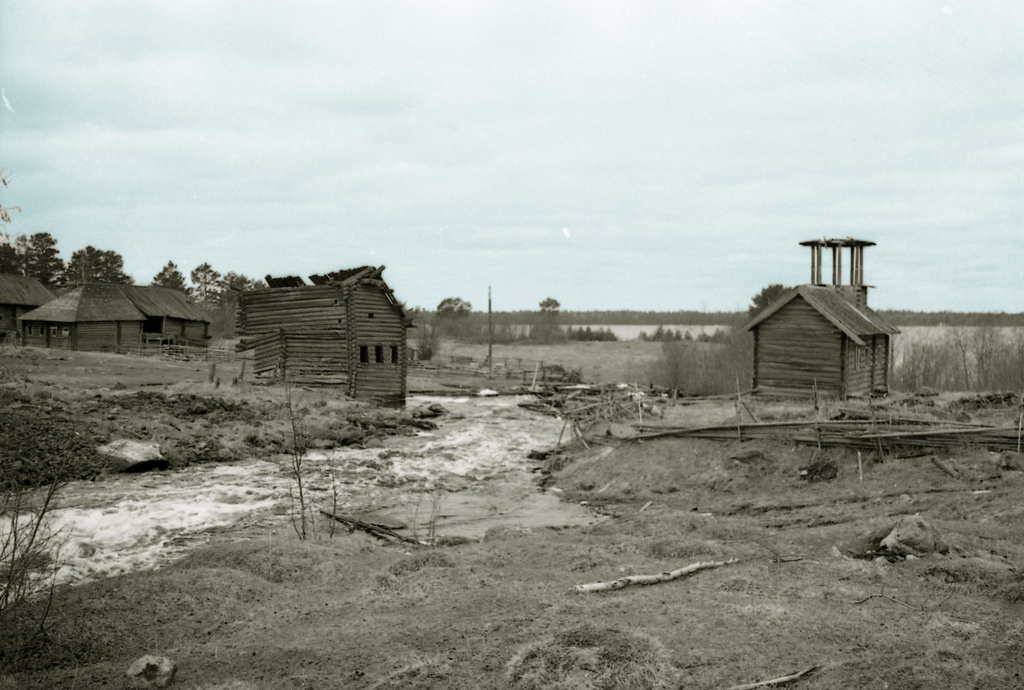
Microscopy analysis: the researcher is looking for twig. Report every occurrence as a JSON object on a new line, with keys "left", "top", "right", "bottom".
{"left": 572, "top": 558, "right": 739, "bottom": 593}
{"left": 850, "top": 593, "right": 919, "bottom": 610}
{"left": 726, "top": 665, "right": 819, "bottom": 690}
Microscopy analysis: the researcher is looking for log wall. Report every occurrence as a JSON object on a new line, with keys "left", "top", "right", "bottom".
{"left": 21, "top": 321, "right": 49, "bottom": 348}
{"left": 351, "top": 284, "right": 406, "bottom": 403}
{"left": 241, "top": 280, "right": 407, "bottom": 402}
{"left": 755, "top": 296, "right": 843, "bottom": 397}
{"left": 239, "top": 285, "right": 347, "bottom": 334}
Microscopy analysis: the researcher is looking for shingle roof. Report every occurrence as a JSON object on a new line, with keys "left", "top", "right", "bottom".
{"left": 741, "top": 285, "right": 899, "bottom": 346}
{"left": 18, "top": 284, "right": 209, "bottom": 323}
{"left": 0, "top": 274, "right": 56, "bottom": 307}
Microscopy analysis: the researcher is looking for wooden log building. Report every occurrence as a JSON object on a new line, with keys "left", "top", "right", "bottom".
{"left": 741, "top": 238, "right": 899, "bottom": 398}
{"left": 0, "top": 274, "right": 55, "bottom": 341}
{"left": 18, "top": 284, "right": 209, "bottom": 353}
{"left": 237, "top": 266, "right": 411, "bottom": 405}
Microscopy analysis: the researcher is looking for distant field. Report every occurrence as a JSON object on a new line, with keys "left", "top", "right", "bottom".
{"left": 435, "top": 339, "right": 667, "bottom": 385}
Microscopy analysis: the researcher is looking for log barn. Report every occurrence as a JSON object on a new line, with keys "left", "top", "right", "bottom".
{"left": 741, "top": 238, "right": 899, "bottom": 398}
{"left": 18, "top": 284, "right": 209, "bottom": 352}
{"left": 237, "top": 266, "right": 411, "bottom": 405}
{"left": 0, "top": 274, "right": 55, "bottom": 341}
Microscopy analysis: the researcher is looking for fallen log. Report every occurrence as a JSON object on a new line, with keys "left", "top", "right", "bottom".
{"left": 319, "top": 509, "right": 425, "bottom": 545}
{"left": 930, "top": 455, "right": 961, "bottom": 479}
{"left": 726, "top": 665, "right": 819, "bottom": 689}
{"left": 573, "top": 558, "right": 739, "bottom": 593}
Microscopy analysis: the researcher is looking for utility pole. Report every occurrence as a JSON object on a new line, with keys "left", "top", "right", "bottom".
{"left": 488, "top": 286, "right": 493, "bottom": 377}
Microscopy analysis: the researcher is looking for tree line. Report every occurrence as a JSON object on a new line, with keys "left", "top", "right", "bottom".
{"left": 0, "top": 230, "right": 262, "bottom": 306}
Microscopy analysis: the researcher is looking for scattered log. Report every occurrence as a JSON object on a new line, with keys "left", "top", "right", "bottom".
{"left": 319, "top": 510, "right": 425, "bottom": 545}
{"left": 726, "top": 666, "right": 818, "bottom": 690}
{"left": 572, "top": 558, "right": 739, "bottom": 594}
{"left": 930, "top": 455, "right": 961, "bottom": 479}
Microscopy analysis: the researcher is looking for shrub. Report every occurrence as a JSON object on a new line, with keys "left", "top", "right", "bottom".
{"left": 646, "top": 331, "right": 752, "bottom": 396}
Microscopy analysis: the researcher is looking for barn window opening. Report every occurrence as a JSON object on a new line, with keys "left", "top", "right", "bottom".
{"left": 390, "top": 345, "right": 399, "bottom": 364}
{"left": 49, "top": 326, "right": 57, "bottom": 336}
{"left": 374, "top": 345, "right": 384, "bottom": 363}
{"left": 143, "top": 315, "right": 164, "bottom": 333}
{"left": 368, "top": 312, "right": 374, "bottom": 319}
{"left": 359, "top": 345, "right": 369, "bottom": 363}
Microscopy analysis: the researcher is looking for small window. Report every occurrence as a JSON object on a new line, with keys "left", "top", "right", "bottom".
{"left": 61, "top": 327, "right": 70, "bottom": 337}
{"left": 49, "top": 326, "right": 57, "bottom": 336}
{"left": 374, "top": 345, "right": 384, "bottom": 363}
{"left": 359, "top": 345, "right": 369, "bottom": 363}
{"left": 390, "top": 345, "right": 399, "bottom": 364}
{"left": 26, "top": 325, "right": 33, "bottom": 335}
{"left": 368, "top": 312, "right": 375, "bottom": 319}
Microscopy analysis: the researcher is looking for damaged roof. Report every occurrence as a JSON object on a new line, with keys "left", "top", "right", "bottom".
{"left": 741, "top": 285, "right": 899, "bottom": 346}
{"left": 0, "top": 274, "right": 56, "bottom": 307}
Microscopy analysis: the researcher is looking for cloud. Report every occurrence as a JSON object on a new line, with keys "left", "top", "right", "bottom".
{"left": 0, "top": 1, "right": 1021, "bottom": 311}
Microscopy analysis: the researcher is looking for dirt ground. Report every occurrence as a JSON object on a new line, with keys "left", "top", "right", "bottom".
{"left": 2, "top": 347, "right": 1024, "bottom": 689}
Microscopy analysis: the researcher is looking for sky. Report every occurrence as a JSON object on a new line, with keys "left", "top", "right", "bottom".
{"left": 1, "top": 1, "right": 1021, "bottom": 313}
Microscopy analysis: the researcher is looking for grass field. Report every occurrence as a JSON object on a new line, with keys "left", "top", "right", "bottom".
{"left": 3, "top": 346, "right": 1024, "bottom": 688}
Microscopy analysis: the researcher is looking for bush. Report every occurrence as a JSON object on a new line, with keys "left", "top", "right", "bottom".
{"left": 646, "top": 330, "right": 752, "bottom": 396}
{"left": 894, "top": 326, "right": 1024, "bottom": 392}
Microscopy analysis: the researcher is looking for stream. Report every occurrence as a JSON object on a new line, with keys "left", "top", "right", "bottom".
{"left": 42, "top": 395, "right": 598, "bottom": 585}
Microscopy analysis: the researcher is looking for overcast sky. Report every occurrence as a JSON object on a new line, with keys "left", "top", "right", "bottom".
{"left": 1, "top": 2, "right": 1021, "bottom": 313}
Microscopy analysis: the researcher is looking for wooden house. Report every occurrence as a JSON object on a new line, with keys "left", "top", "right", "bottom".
{"left": 740, "top": 238, "right": 899, "bottom": 398}
{"left": 18, "top": 284, "right": 209, "bottom": 352}
{"left": 0, "top": 274, "right": 55, "bottom": 341}
{"left": 237, "top": 266, "right": 411, "bottom": 404}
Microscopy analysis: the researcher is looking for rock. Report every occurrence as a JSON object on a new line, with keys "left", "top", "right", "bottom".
{"left": 799, "top": 458, "right": 837, "bottom": 483}
{"left": 880, "top": 515, "right": 947, "bottom": 558}
{"left": 411, "top": 403, "right": 447, "bottom": 419}
{"left": 364, "top": 437, "right": 385, "bottom": 449}
{"left": 999, "top": 451, "right": 1024, "bottom": 471}
{"left": 97, "top": 440, "right": 169, "bottom": 473}
{"left": 126, "top": 655, "right": 177, "bottom": 689}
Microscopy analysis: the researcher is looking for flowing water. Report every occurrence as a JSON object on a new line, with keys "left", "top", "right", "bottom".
{"left": 38, "top": 395, "right": 595, "bottom": 585}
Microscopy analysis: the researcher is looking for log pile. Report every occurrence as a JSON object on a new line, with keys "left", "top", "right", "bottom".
{"left": 520, "top": 383, "right": 661, "bottom": 445}
{"left": 633, "top": 418, "right": 1024, "bottom": 453}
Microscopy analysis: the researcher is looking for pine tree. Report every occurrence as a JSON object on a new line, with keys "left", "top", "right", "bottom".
{"left": 151, "top": 261, "right": 188, "bottom": 291}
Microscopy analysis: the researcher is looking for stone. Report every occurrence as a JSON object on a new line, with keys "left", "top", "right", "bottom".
{"left": 126, "top": 655, "right": 177, "bottom": 689}
{"left": 880, "top": 515, "right": 947, "bottom": 558}
{"left": 999, "top": 451, "right": 1024, "bottom": 471}
{"left": 97, "top": 440, "right": 169, "bottom": 473}
{"left": 799, "top": 458, "right": 838, "bottom": 483}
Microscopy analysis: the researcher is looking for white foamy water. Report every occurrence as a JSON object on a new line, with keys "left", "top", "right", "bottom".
{"left": 19, "top": 395, "right": 564, "bottom": 586}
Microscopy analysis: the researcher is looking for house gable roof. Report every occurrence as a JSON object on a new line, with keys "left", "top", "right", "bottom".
{"left": 123, "top": 285, "right": 209, "bottom": 322}
{"left": 0, "top": 274, "right": 56, "bottom": 307}
{"left": 740, "top": 285, "right": 899, "bottom": 346}
{"left": 18, "top": 284, "right": 208, "bottom": 324}
{"left": 19, "top": 286, "right": 145, "bottom": 323}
